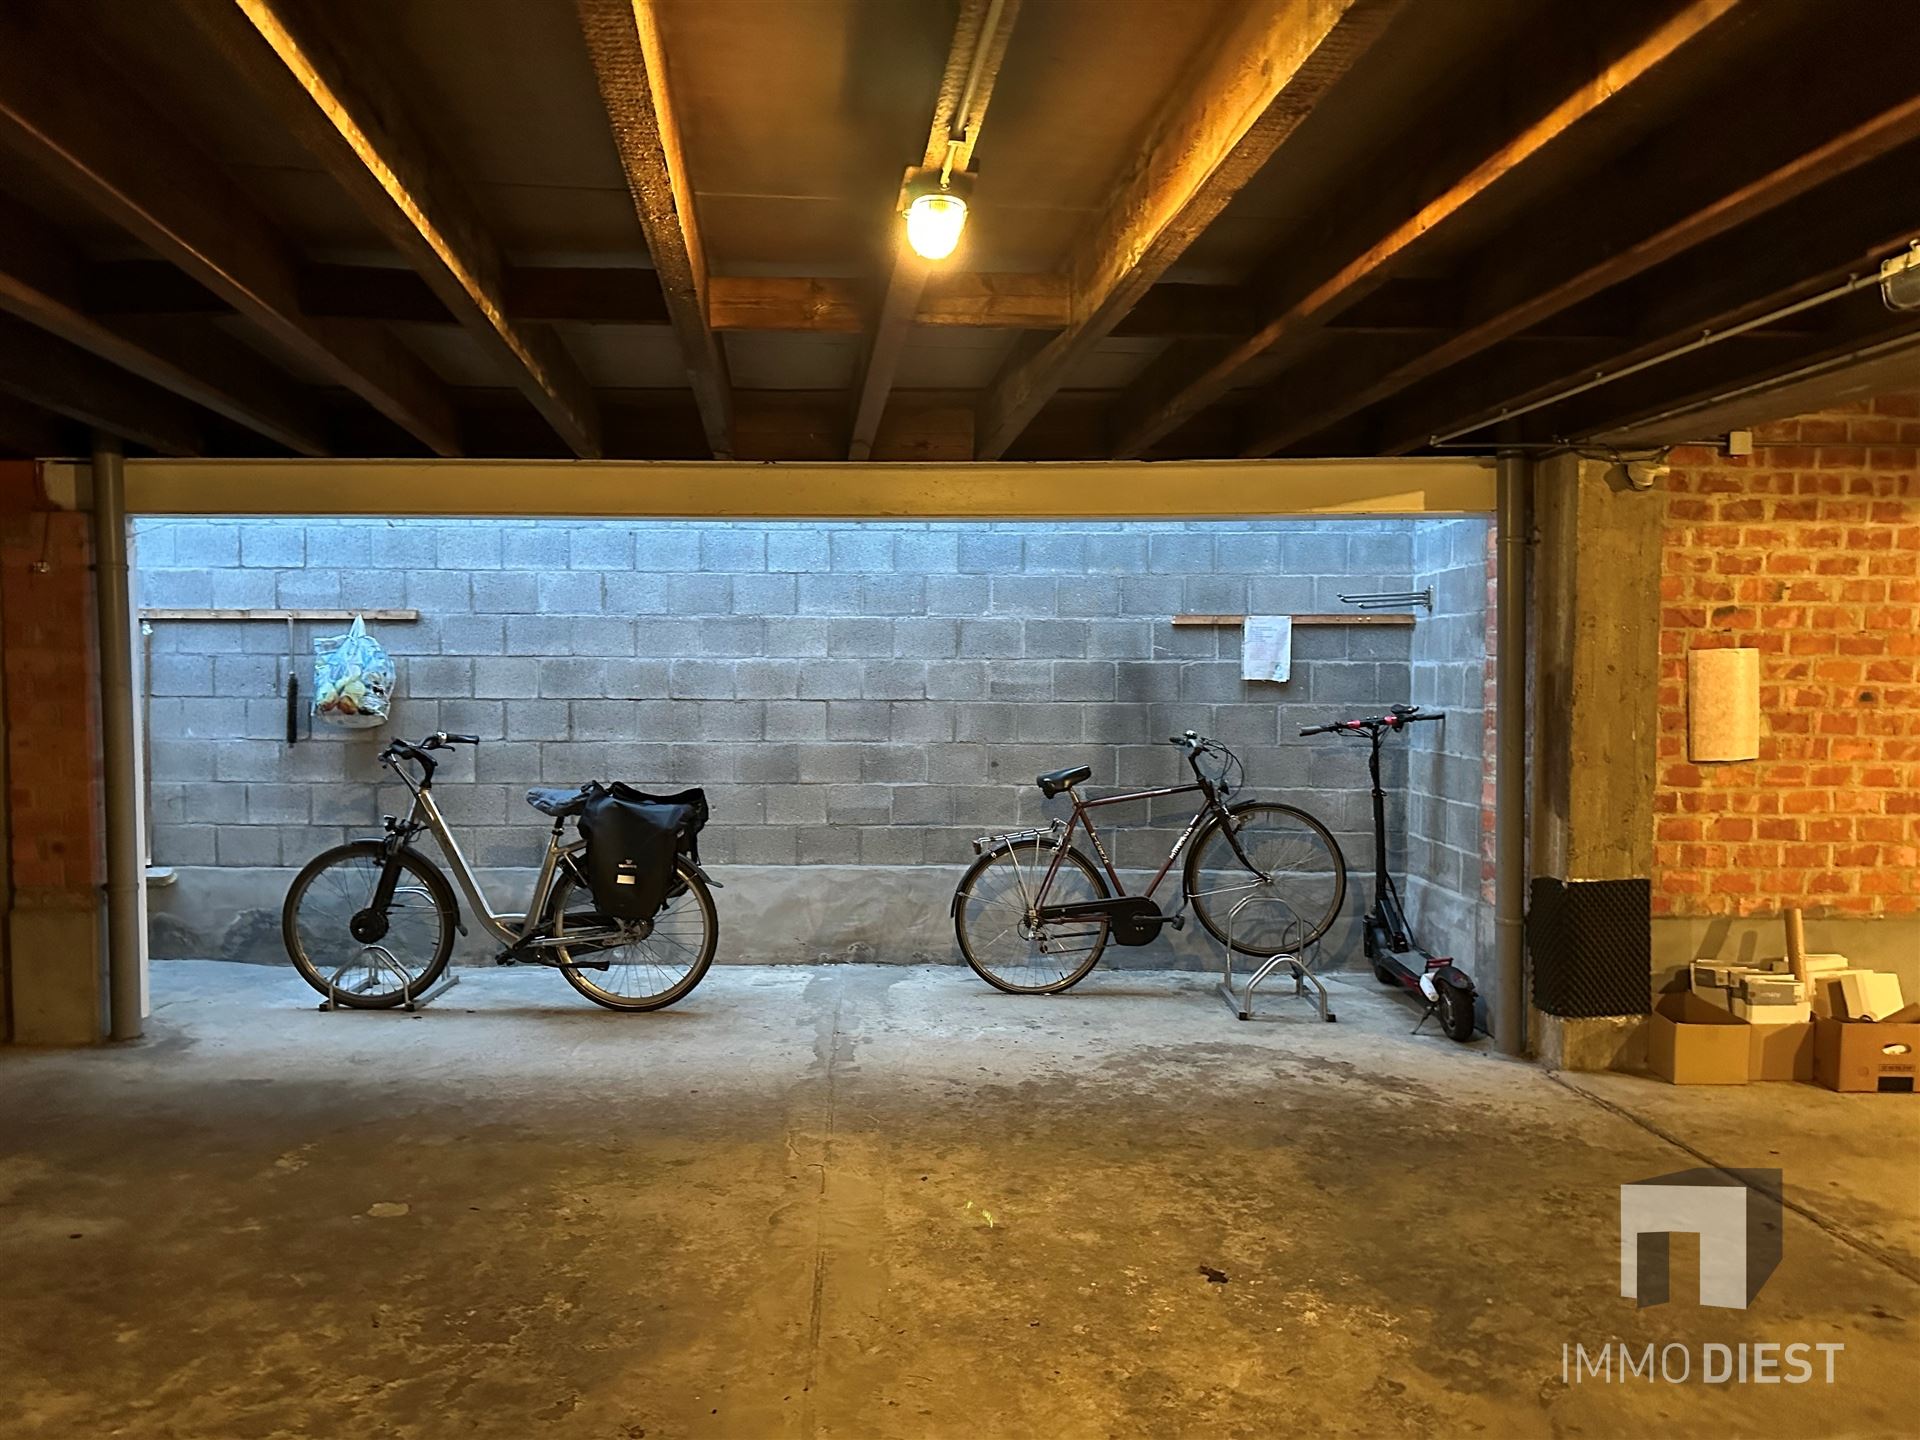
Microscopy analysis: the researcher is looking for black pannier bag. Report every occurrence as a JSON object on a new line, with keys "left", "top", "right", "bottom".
{"left": 576, "top": 782, "right": 709, "bottom": 921}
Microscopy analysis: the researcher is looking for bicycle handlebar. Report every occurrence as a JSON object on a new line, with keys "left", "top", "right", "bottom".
{"left": 1300, "top": 707, "right": 1443, "bottom": 737}
{"left": 379, "top": 732, "right": 481, "bottom": 771}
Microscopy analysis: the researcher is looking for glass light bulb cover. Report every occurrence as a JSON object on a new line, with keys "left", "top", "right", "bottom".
{"left": 905, "top": 192, "right": 967, "bottom": 260}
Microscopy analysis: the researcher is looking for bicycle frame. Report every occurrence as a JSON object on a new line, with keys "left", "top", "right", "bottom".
{"left": 1029, "top": 778, "right": 1251, "bottom": 912}
{"left": 383, "top": 769, "right": 614, "bottom": 953}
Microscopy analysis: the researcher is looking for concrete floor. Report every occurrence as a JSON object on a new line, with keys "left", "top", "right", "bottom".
{"left": 2, "top": 962, "right": 1916, "bottom": 1439}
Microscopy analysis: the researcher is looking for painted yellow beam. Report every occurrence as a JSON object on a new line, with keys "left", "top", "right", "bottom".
{"left": 119, "top": 458, "right": 1495, "bottom": 519}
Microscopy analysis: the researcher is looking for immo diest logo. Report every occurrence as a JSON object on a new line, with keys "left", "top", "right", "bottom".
{"left": 1560, "top": 1169, "right": 1846, "bottom": 1386}
{"left": 1621, "top": 1167, "right": 1781, "bottom": 1309}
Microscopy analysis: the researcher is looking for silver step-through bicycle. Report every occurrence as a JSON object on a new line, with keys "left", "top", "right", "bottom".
{"left": 282, "top": 731, "right": 721, "bottom": 1011}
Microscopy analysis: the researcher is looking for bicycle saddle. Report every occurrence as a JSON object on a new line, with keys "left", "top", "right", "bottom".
{"left": 1035, "top": 764, "right": 1092, "bottom": 798}
{"left": 525, "top": 786, "right": 590, "bottom": 818}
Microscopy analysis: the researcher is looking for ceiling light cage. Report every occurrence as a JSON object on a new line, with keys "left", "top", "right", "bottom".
{"left": 900, "top": 165, "right": 975, "bottom": 261}
{"left": 1880, "top": 241, "right": 1920, "bottom": 311}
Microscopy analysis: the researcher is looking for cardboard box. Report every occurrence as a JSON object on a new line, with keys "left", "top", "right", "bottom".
{"left": 1834, "top": 971, "right": 1905, "bottom": 1022}
{"left": 1650, "top": 992, "right": 1750, "bottom": 1085}
{"left": 1812, "top": 970, "right": 1869, "bottom": 1019}
{"left": 1749, "top": 1021, "right": 1816, "bottom": 1082}
{"left": 1813, "top": 1006, "right": 1920, "bottom": 1093}
{"left": 1734, "top": 997, "right": 1813, "bottom": 1025}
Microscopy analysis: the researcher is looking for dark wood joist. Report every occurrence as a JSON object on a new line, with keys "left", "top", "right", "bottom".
{"left": 0, "top": 313, "right": 204, "bottom": 456}
{"left": 1239, "top": 20, "right": 1920, "bottom": 456}
{"left": 0, "top": 393, "right": 83, "bottom": 459}
{"left": 1365, "top": 145, "right": 1920, "bottom": 454}
{"left": 388, "top": 387, "right": 977, "bottom": 463}
{"left": 576, "top": 0, "right": 732, "bottom": 457}
{"left": 0, "top": 8, "right": 459, "bottom": 456}
{"left": 721, "top": 272, "right": 1070, "bottom": 335}
{"left": 369, "top": 386, "right": 1211, "bottom": 464}
{"left": 80, "top": 260, "right": 1496, "bottom": 344}
{"left": 1106, "top": 0, "right": 1753, "bottom": 458}
{"left": 177, "top": 0, "right": 601, "bottom": 458}
{"left": 975, "top": 0, "right": 1401, "bottom": 461}
{"left": 848, "top": 0, "right": 1022, "bottom": 462}
{"left": 90, "top": 263, "right": 1074, "bottom": 331}
{"left": 0, "top": 196, "right": 326, "bottom": 455}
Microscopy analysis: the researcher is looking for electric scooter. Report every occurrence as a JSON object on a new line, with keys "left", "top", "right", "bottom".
{"left": 1301, "top": 704, "right": 1478, "bottom": 1042}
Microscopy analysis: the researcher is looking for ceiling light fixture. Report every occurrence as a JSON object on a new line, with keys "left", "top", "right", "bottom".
{"left": 1880, "top": 240, "right": 1920, "bottom": 310}
{"left": 902, "top": 165, "right": 973, "bottom": 261}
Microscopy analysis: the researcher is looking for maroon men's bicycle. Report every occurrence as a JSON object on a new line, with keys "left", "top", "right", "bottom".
{"left": 951, "top": 730, "right": 1347, "bottom": 993}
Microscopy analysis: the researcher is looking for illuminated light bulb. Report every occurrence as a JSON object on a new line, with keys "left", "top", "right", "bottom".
{"left": 905, "top": 190, "right": 968, "bottom": 260}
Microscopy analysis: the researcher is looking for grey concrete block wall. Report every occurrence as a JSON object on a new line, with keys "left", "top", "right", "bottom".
{"left": 132, "top": 516, "right": 1475, "bottom": 966}
{"left": 1404, "top": 519, "right": 1496, "bottom": 1011}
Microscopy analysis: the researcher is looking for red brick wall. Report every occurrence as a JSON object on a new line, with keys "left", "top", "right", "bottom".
{"left": 1, "top": 463, "right": 104, "bottom": 903}
{"left": 1654, "top": 394, "right": 1920, "bottom": 919}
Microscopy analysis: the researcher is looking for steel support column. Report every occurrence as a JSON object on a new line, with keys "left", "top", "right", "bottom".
{"left": 1494, "top": 449, "right": 1531, "bottom": 1055}
{"left": 91, "top": 435, "right": 144, "bottom": 1041}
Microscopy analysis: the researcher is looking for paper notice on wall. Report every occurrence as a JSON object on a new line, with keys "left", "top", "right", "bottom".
{"left": 1687, "top": 647, "right": 1759, "bottom": 762}
{"left": 1241, "top": 615, "right": 1293, "bottom": 683}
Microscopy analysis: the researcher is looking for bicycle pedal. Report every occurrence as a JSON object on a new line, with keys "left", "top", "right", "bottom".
{"left": 1164, "top": 914, "right": 1185, "bottom": 931}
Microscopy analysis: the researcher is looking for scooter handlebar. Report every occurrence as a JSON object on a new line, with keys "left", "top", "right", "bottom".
{"left": 1300, "top": 708, "right": 1444, "bottom": 736}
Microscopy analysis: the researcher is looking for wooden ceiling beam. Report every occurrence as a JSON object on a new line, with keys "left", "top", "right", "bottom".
{"left": 720, "top": 272, "right": 1072, "bottom": 334}
{"left": 0, "top": 8, "right": 459, "bottom": 456}
{"left": 0, "top": 197, "right": 327, "bottom": 455}
{"left": 0, "top": 314, "right": 204, "bottom": 456}
{"left": 976, "top": 0, "right": 1400, "bottom": 460}
{"left": 176, "top": 0, "right": 599, "bottom": 458}
{"left": 576, "top": 0, "right": 732, "bottom": 457}
{"left": 1365, "top": 145, "right": 1920, "bottom": 454}
{"left": 1240, "top": 26, "right": 1920, "bottom": 456}
{"left": 848, "top": 0, "right": 1023, "bottom": 462}
{"left": 1107, "top": 0, "right": 1752, "bottom": 458}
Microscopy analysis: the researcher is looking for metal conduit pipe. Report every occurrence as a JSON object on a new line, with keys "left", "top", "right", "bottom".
{"left": 1494, "top": 450, "right": 1531, "bottom": 1056}
{"left": 1429, "top": 261, "right": 1903, "bottom": 448}
{"left": 92, "top": 434, "right": 143, "bottom": 1041}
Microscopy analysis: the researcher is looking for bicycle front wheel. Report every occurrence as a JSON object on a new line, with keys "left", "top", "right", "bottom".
{"left": 953, "top": 840, "right": 1110, "bottom": 994}
{"left": 1185, "top": 802, "right": 1346, "bottom": 957}
{"left": 551, "top": 860, "right": 718, "bottom": 1011}
{"left": 283, "top": 841, "right": 457, "bottom": 1007}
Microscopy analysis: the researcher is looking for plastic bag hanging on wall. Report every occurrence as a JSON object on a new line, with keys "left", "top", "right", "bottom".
{"left": 312, "top": 615, "right": 395, "bottom": 729}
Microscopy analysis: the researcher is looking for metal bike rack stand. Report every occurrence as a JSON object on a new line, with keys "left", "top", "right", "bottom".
{"left": 1219, "top": 894, "right": 1334, "bottom": 1023}
{"left": 320, "top": 944, "right": 461, "bottom": 1013}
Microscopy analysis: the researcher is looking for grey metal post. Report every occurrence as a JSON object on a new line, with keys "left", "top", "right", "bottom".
{"left": 1494, "top": 450, "right": 1531, "bottom": 1056}
{"left": 92, "top": 435, "right": 143, "bottom": 1041}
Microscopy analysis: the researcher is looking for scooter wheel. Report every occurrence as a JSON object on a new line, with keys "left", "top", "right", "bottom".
{"left": 1372, "top": 963, "right": 1400, "bottom": 988}
{"left": 1437, "top": 980, "right": 1476, "bottom": 1042}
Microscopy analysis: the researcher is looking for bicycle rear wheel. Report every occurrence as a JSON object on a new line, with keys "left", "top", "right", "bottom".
{"left": 551, "top": 860, "right": 718, "bottom": 1011}
{"left": 953, "top": 840, "right": 1110, "bottom": 994}
{"left": 282, "top": 841, "right": 457, "bottom": 1007}
{"left": 1185, "top": 802, "right": 1346, "bottom": 957}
